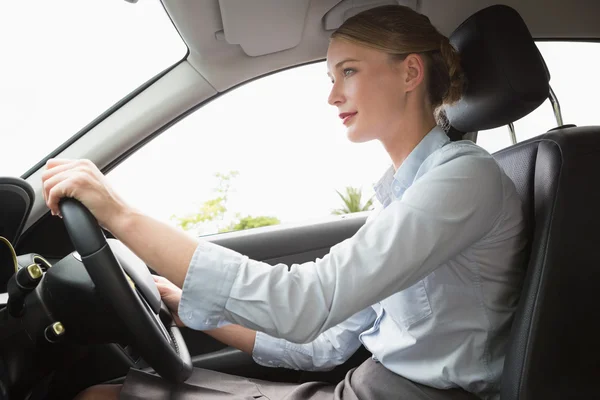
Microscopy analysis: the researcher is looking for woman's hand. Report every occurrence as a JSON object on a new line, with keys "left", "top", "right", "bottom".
{"left": 153, "top": 275, "right": 185, "bottom": 327}
{"left": 154, "top": 277, "right": 260, "bottom": 353}
{"left": 41, "top": 158, "right": 130, "bottom": 231}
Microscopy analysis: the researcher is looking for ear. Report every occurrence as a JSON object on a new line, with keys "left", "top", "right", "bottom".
{"left": 402, "top": 53, "right": 426, "bottom": 93}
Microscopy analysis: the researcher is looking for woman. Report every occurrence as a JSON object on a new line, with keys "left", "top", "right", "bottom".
{"left": 43, "top": 5, "right": 526, "bottom": 400}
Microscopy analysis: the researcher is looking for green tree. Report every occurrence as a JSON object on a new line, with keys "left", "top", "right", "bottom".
{"left": 222, "top": 215, "right": 280, "bottom": 232}
{"left": 332, "top": 186, "right": 374, "bottom": 215}
{"left": 171, "top": 171, "right": 238, "bottom": 232}
{"left": 173, "top": 197, "right": 227, "bottom": 231}
{"left": 171, "top": 171, "right": 280, "bottom": 234}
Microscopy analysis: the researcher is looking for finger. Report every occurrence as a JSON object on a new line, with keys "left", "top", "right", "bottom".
{"left": 43, "top": 169, "right": 78, "bottom": 212}
{"left": 154, "top": 282, "right": 171, "bottom": 296}
{"left": 46, "top": 158, "right": 75, "bottom": 169}
{"left": 155, "top": 276, "right": 176, "bottom": 289}
{"left": 42, "top": 159, "right": 95, "bottom": 187}
{"left": 42, "top": 160, "right": 78, "bottom": 182}
{"left": 154, "top": 279, "right": 168, "bottom": 288}
{"left": 44, "top": 165, "right": 95, "bottom": 206}
{"left": 42, "top": 162, "right": 81, "bottom": 207}
{"left": 46, "top": 172, "right": 87, "bottom": 215}
{"left": 44, "top": 160, "right": 76, "bottom": 197}
{"left": 152, "top": 275, "right": 169, "bottom": 284}
{"left": 155, "top": 281, "right": 175, "bottom": 292}
{"left": 46, "top": 179, "right": 72, "bottom": 216}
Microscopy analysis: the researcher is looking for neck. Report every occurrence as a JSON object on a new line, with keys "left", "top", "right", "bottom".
{"left": 380, "top": 103, "right": 437, "bottom": 170}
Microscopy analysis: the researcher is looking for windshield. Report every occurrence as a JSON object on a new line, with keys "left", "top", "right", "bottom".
{"left": 0, "top": 0, "right": 187, "bottom": 177}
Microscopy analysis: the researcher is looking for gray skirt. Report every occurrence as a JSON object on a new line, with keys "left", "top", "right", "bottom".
{"left": 119, "top": 358, "right": 480, "bottom": 400}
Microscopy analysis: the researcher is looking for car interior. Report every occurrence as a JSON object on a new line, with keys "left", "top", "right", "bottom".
{"left": 1, "top": 1, "right": 599, "bottom": 399}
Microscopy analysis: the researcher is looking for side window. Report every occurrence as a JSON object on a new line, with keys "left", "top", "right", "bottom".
{"left": 476, "top": 98, "right": 556, "bottom": 153}
{"left": 107, "top": 62, "right": 389, "bottom": 237}
{"left": 476, "top": 42, "right": 600, "bottom": 153}
{"left": 475, "top": 126, "right": 516, "bottom": 154}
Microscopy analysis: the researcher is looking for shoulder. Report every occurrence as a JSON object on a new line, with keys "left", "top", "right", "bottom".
{"left": 401, "top": 141, "right": 506, "bottom": 226}
{"left": 419, "top": 140, "right": 503, "bottom": 186}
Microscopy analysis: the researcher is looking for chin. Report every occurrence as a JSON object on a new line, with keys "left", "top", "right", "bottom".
{"left": 346, "top": 125, "right": 375, "bottom": 143}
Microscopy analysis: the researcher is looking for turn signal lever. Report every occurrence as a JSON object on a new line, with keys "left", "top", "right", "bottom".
{"left": 7, "top": 263, "right": 43, "bottom": 317}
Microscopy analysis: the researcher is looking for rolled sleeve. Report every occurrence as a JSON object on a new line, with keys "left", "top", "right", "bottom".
{"left": 252, "top": 331, "right": 288, "bottom": 368}
{"left": 252, "top": 307, "right": 376, "bottom": 371}
{"left": 178, "top": 240, "right": 246, "bottom": 330}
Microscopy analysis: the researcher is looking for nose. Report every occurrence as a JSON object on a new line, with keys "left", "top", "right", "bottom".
{"left": 328, "top": 80, "right": 344, "bottom": 106}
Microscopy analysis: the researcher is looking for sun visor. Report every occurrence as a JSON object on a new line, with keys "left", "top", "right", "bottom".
{"left": 218, "top": 0, "right": 311, "bottom": 57}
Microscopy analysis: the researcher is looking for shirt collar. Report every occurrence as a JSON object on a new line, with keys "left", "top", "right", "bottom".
{"left": 374, "top": 126, "right": 449, "bottom": 206}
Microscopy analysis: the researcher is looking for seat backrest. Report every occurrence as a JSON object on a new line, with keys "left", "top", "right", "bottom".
{"left": 493, "top": 141, "right": 537, "bottom": 240}
{"left": 495, "top": 129, "right": 600, "bottom": 400}
{"left": 447, "top": 5, "right": 600, "bottom": 399}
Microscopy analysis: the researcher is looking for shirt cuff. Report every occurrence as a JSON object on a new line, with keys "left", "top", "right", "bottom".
{"left": 178, "top": 240, "right": 245, "bottom": 330}
{"left": 252, "top": 331, "right": 289, "bottom": 368}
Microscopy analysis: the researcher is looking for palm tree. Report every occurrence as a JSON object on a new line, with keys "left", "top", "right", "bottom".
{"left": 332, "top": 186, "right": 374, "bottom": 215}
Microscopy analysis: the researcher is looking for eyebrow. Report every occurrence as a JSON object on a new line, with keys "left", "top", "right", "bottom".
{"left": 335, "top": 58, "right": 359, "bottom": 69}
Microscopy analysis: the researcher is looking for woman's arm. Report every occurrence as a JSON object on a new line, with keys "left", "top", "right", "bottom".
{"left": 155, "top": 275, "right": 375, "bottom": 370}
{"left": 155, "top": 274, "right": 257, "bottom": 353}
{"left": 251, "top": 307, "right": 376, "bottom": 371}
{"left": 111, "top": 210, "right": 197, "bottom": 288}
{"left": 42, "top": 159, "right": 197, "bottom": 287}
{"left": 204, "top": 325, "right": 257, "bottom": 354}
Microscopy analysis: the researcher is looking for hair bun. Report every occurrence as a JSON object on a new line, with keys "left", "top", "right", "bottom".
{"left": 439, "top": 37, "right": 464, "bottom": 105}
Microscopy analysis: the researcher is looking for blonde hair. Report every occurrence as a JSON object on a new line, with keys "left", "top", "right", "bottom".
{"left": 331, "top": 5, "right": 464, "bottom": 114}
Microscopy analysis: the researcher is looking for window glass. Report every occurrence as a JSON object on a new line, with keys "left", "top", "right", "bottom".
{"left": 537, "top": 42, "right": 600, "bottom": 128}
{"left": 0, "top": 0, "right": 186, "bottom": 176}
{"left": 108, "top": 62, "right": 390, "bottom": 237}
{"left": 110, "top": 41, "right": 600, "bottom": 236}
{"left": 475, "top": 126, "right": 514, "bottom": 154}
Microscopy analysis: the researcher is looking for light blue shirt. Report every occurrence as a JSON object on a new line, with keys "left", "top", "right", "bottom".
{"left": 179, "top": 126, "right": 527, "bottom": 400}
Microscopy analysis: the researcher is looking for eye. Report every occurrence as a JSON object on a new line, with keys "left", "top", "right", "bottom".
{"left": 343, "top": 68, "right": 356, "bottom": 77}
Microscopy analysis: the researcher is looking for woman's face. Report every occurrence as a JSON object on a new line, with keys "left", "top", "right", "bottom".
{"left": 326, "top": 38, "right": 409, "bottom": 143}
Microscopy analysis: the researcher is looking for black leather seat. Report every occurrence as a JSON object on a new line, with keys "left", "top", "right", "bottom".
{"left": 495, "top": 128, "right": 600, "bottom": 400}
{"left": 447, "top": 5, "right": 600, "bottom": 399}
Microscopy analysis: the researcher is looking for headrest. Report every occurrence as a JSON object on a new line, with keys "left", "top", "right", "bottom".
{"left": 445, "top": 5, "right": 550, "bottom": 133}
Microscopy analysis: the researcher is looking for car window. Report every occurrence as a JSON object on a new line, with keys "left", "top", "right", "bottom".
{"left": 107, "top": 62, "right": 390, "bottom": 237}
{"left": 0, "top": 0, "right": 186, "bottom": 177}
{"left": 476, "top": 41, "right": 600, "bottom": 153}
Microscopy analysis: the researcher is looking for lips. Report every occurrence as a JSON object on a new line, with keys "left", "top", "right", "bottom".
{"left": 339, "top": 112, "right": 357, "bottom": 125}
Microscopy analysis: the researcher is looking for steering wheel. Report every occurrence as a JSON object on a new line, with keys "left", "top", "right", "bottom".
{"left": 59, "top": 198, "right": 192, "bottom": 383}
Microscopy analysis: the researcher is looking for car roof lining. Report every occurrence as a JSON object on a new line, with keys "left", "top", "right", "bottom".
{"left": 163, "top": 0, "right": 600, "bottom": 93}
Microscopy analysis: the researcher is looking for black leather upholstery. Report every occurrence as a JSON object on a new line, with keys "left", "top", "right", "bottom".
{"left": 493, "top": 140, "right": 537, "bottom": 239}
{"left": 446, "top": 5, "right": 600, "bottom": 399}
{"left": 495, "top": 127, "right": 600, "bottom": 399}
{"left": 445, "top": 5, "right": 550, "bottom": 133}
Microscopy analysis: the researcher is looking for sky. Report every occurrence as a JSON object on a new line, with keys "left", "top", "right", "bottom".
{"left": 1, "top": 1, "right": 599, "bottom": 236}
